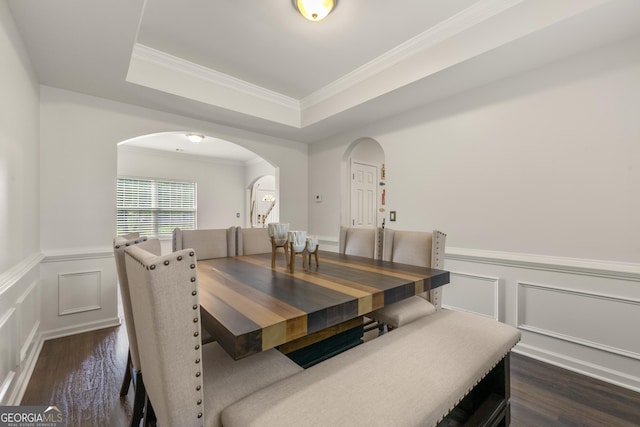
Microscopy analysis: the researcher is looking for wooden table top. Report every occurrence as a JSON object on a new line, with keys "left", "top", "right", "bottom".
{"left": 197, "top": 250, "right": 450, "bottom": 360}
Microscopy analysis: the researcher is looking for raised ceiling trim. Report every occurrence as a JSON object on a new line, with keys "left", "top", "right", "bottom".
{"left": 131, "top": 44, "right": 300, "bottom": 110}
{"left": 300, "top": 0, "right": 525, "bottom": 109}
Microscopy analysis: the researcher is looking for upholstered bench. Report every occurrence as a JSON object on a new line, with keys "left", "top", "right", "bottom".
{"left": 221, "top": 309, "right": 521, "bottom": 427}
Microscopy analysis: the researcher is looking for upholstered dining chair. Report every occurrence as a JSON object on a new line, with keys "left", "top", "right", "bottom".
{"left": 368, "top": 229, "right": 447, "bottom": 332}
{"left": 173, "top": 227, "right": 237, "bottom": 258}
{"left": 338, "top": 226, "right": 381, "bottom": 332}
{"left": 124, "top": 245, "right": 302, "bottom": 427}
{"left": 237, "top": 227, "right": 272, "bottom": 255}
{"left": 173, "top": 228, "right": 232, "bottom": 345}
{"left": 113, "top": 235, "right": 161, "bottom": 427}
{"left": 338, "top": 226, "right": 379, "bottom": 258}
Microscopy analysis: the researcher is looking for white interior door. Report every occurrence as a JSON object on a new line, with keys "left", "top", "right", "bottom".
{"left": 350, "top": 162, "right": 377, "bottom": 227}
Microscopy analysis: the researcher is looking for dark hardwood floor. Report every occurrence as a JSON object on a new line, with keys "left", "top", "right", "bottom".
{"left": 21, "top": 324, "right": 640, "bottom": 427}
{"left": 510, "top": 353, "right": 640, "bottom": 426}
{"left": 21, "top": 325, "right": 133, "bottom": 427}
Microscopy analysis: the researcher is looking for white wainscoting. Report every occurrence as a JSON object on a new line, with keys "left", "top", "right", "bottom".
{"left": 516, "top": 282, "right": 640, "bottom": 361}
{"left": 445, "top": 247, "right": 640, "bottom": 392}
{"left": 0, "top": 308, "right": 17, "bottom": 403}
{"left": 442, "top": 272, "right": 501, "bottom": 321}
{"left": 40, "top": 248, "right": 119, "bottom": 340}
{"left": 16, "top": 280, "right": 40, "bottom": 365}
{"left": 0, "top": 248, "right": 120, "bottom": 404}
{"left": 0, "top": 252, "right": 43, "bottom": 405}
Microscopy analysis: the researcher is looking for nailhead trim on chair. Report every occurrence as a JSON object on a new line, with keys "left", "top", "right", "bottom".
{"left": 429, "top": 230, "right": 447, "bottom": 309}
{"left": 187, "top": 250, "right": 204, "bottom": 422}
{"left": 130, "top": 247, "right": 205, "bottom": 423}
{"left": 114, "top": 236, "right": 148, "bottom": 250}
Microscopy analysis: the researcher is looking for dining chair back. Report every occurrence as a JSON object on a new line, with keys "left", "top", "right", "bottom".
{"left": 237, "top": 227, "right": 272, "bottom": 255}
{"left": 338, "top": 226, "right": 379, "bottom": 258}
{"left": 125, "top": 246, "right": 203, "bottom": 425}
{"left": 113, "top": 235, "right": 162, "bottom": 374}
{"left": 173, "top": 227, "right": 236, "bottom": 259}
{"left": 382, "top": 229, "right": 446, "bottom": 306}
{"left": 113, "top": 234, "right": 161, "bottom": 426}
{"left": 120, "top": 232, "right": 140, "bottom": 240}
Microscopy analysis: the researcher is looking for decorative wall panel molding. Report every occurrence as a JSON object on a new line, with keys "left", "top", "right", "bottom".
{"left": 516, "top": 281, "right": 640, "bottom": 360}
{"left": 442, "top": 271, "right": 501, "bottom": 320}
{"left": 15, "top": 280, "right": 40, "bottom": 364}
{"left": 0, "top": 308, "right": 17, "bottom": 403}
{"left": 58, "top": 270, "right": 102, "bottom": 315}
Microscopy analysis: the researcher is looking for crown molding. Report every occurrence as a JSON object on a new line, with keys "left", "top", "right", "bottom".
{"left": 300, "top": 0, "right": 524, "bottom": 110}
{"left": 131, "top": 0, "right": 523, "bottom": 116}
{"left": 131, "top": 43, "right": 301, "bottom": 111}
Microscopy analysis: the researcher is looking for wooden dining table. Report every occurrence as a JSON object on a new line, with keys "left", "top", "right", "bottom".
{"left": 197, "top": 250, "right": 449, "bottom": 366}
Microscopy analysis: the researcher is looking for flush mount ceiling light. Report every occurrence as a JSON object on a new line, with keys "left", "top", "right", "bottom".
{"left": 187, "top": 133, "right": 204, "bottom": 143}
{"left": 293, "top": 0, "right": 337, "bottom": 22}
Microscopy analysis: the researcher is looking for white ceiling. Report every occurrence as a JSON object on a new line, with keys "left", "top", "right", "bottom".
{"left": 8, "top": 0, "right": 640, "bottom": 158}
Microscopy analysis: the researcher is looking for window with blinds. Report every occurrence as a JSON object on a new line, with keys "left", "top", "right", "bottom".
{"left": 117, "top": 177, "right": 197, "bottom": 236}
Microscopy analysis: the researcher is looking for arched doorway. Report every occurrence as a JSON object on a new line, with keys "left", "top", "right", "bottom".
{"left": 342, "top": 138, "right": 386, "bottom": 229}
{"left": 249, "top": 175, "right": 279, "bottom": 227}
{"left": 116, "top": 131, "right": 277, "bottom": 250}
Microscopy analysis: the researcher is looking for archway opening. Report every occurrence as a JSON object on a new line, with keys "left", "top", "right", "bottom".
{"left": 341, "top": 137, "right": 386, "bottom": 229}
{"left": 116, "top": 131, "right": 277, "bottom": 251}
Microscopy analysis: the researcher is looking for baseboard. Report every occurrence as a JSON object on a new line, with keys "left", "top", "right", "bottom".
{"left": 5, "top": 317, "right": 122, "bottom": 405}
{"left": 513, "top": 343, "right": 640, "bottom": 393}
{"left": 40, "top": 316, "right": 122, "bottom": 341}
{"left": 5, "top": 317, "right": 121, "bottom": 406}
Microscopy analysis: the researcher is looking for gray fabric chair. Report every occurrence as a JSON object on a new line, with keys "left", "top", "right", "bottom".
{"left": 338, "top": 226, "right": 381, "bottom": 332}
{"left": 113, "top": 235, "right": 161, "bottom": 427}
{"left": 173, "top": 227, "right": 237, "bottom": 258}
{"left": 368, "top": 229, "right": 447, "bottom": 330}
{"left": 124, "top": 245, "right": 302, "bottom": 427}
{"left": 173, "top": 228, "right": 232, "bottom": 345}
{"left": 338, "top": 226, "right": 379, "bottom": 258}
{"left": 237, "top": 227, "right": 272, "bottom": 255}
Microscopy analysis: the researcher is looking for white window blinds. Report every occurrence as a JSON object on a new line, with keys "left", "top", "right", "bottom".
{"left": 117, "top": 177, "right": 197, "bottom": 236}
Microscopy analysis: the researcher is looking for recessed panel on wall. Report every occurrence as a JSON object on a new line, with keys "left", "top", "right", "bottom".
{"left": 517, "top": 282, "right": 640, "bottom": 360}
{"left": 0, "top": 308, "right": 17, "bottom": 402}
{"left": 58, "top": 270, "right": 102, "bottom": 316}
{"left": 16, "top": 281, "right": 40, "bottom": 364}
{"left": 442, "top": 272, "right": 500, "bottom": 320}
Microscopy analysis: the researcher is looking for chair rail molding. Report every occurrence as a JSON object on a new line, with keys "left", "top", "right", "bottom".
{"left": 0, "top": 252, "right": 44, "bottom": 296}
{"left": 446, "top": 247, "right": 640, "bottom": 281}
{"left": 41, "top": 247, "right": 113, "bottom": 263}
